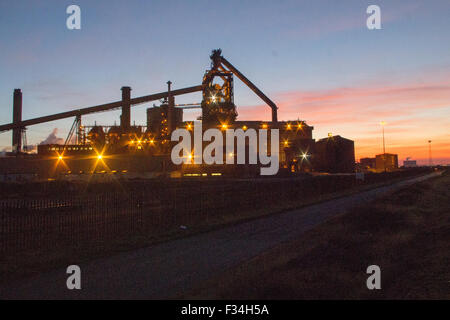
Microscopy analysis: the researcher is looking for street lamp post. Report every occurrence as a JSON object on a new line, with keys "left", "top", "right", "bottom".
{"left": 428, "top": 140, "right": 432, "bottom": 167}
{"left": 380, "top": 121, "right": 387, "bottom": 172}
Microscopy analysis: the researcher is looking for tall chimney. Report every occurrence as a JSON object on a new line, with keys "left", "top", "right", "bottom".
{"left": 167, "top": 81, "right": 174, "bottom": 135}
{"left": 121, "top": 86, "right": 131, "bottom": 129}
{"left": 12, "top": 89, "right": 22, "bottom": 153}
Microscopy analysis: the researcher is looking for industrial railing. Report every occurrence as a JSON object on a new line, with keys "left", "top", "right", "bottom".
{"left": 0, "top": 169, "right": 432, "bottom": 255}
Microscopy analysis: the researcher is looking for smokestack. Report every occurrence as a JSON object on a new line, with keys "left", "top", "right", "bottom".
{"left": 167, "top": 81, "right": 174, "bottom": 134}
{"left": 12, "top": 89, "right": 22, "bottom": 153}
{"left": 121, "top": 86, "right": 131, "bottom": 129}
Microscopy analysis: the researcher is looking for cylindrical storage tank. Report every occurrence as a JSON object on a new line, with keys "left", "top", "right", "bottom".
{"left": 108, "top": 126, "right": 122, "bottom": 145}
{"left": 87, "top": 126, "right": 106, "bottom": 146}
{"left": 147, "top": 107, "right": 163, "bottom": 133}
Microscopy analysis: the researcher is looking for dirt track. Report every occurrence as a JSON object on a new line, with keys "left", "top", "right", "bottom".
{"left": 0, "top": 172, "right": 441, "bottom": 299}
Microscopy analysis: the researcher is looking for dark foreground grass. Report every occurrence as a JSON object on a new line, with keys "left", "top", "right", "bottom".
{"left": 1, "top": 173, "right": 427, "bottom": 285}
{"left": 188, "top": 171, "right": 450, "bottom": 299}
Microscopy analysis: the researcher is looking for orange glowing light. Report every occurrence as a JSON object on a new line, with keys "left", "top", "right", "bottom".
{"left": 262, "top": 123, "right": 268, "bottom": 129}
{"left": 221, "top": 124, "right": 228, "bottom": 130}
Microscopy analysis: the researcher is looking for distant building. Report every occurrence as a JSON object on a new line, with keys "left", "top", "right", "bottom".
{"left": 375, "top": 153, "right": 398, "bottom": 172}
{"left": 360, "top": 157, "right": 376, "bottom": 170}
{"left": 314, "top": 135, "right": 355, "bottom": 173}
{"left": 403, "top": 159, "right": 417, "bottom": 168}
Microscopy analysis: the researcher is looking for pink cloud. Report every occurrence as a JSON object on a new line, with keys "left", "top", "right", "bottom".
{"left": 236, "top": 78, "right": 450, "bottom": 165}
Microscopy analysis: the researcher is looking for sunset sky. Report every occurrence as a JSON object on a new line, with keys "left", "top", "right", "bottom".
{"left": 1, "top": 0, "right": 449, "bottom": 164}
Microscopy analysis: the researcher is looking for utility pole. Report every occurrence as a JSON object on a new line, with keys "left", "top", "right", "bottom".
{"left": 380, "top": 121, "right": 387, "bottom": 172}
{"left": 428, "top": 140, "right": 432, "bottom": 167}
